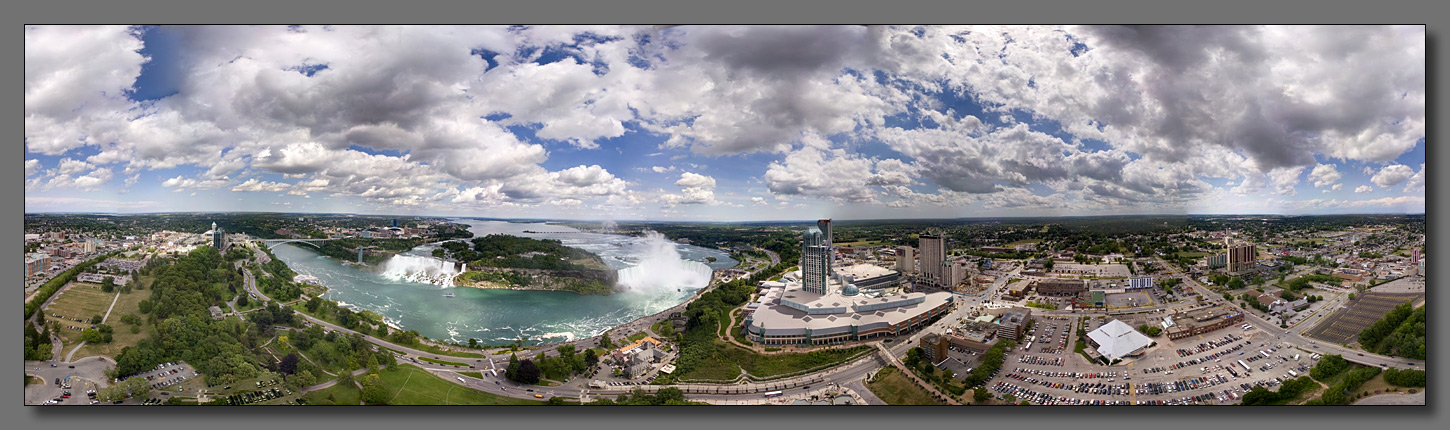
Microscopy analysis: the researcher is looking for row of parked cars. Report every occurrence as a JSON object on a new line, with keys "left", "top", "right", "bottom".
{"left": 226, "top": 387, "right": 286, "bottom": 405}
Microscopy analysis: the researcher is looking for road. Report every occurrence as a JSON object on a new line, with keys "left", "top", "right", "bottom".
{"left": 762, "top": 248, "right": 780, "bottom": 266}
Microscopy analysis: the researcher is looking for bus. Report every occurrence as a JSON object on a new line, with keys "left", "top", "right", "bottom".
{"left": 1288, "top": 370, "right": 1298, "bottom": 377}
{"left": 764, "top": 391, "right": 784, "bottom": 398}
{"left": 1025, "top": 341, "right": 1033, "bottom": 351}
{"left": 1238, "top": 360, "right": 1251, "bottom": 373}
{"left": 1260, "top": 351, "right": 1271, "bottom": 359}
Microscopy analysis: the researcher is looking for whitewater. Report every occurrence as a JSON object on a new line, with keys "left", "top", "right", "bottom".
{"left": 272, "top": 219, "right": 736, "bottom": 345}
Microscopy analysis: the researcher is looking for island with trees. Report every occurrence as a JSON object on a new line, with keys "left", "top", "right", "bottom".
{"left": 435, "top": 234, "right": 618, "bottom": 295}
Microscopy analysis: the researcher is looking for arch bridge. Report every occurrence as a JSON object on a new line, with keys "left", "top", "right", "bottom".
{"left": 259, "top": 238, "right": 333, "bottom": 250}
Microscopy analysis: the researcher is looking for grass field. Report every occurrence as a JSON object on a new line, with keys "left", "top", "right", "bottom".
{"left": 866, "top": 367, "right": 942, "bottom": 405}
{"left": 42, "top": 282, "right": 116, "bottom": 346}
{"left": 627, "top": 332, "right": 649, "bottom": 343}
{"left": 304, "top": 380, "right": 362, "bottom": 405}
{"left": 73, "top": 287, "right": 153, "bottom": 359}
{"left": 1004, "top": 239, "right": 1043, "bottom": 247}
{"left": 458, "top": 371, "right": 484, "bottom": 379}
{"left": 374, "top": 364, "right": 546, "bottom": 405}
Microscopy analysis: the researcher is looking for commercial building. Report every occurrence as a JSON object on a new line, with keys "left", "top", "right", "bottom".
{"left": 25, "top": 253, "right": 50, "bottom": 277}
{"left": 1205, "top": 253, "right": 1227, "bottom": 269}
{"left": 1227, "top": 240, "right": 1256, "bottom": 273}
{"left": 82, "top": 240, "right": 97, "bottom": 254}
{"left": 996, "top": 309, "right": 1032, "bottom": 341}
{"left": 895, "top": 246, "right": 914, "bottom": 274}
{"left": 1164, "top": 304, "right": 1243, "bottom": 340}
{"left": 918, "top": 232, "right": 947, "bottom": 289}
{"left": 208, "top": 222, "right": 229, "bottom": 252}
{"left": 1127, "top": 276, "right": 1155, "bottom": 290}
{"left": 1085, "top": 319, "right": 1153, "bottom": 361}
{"left": 1035, "top": 278, "right": 1086, "bottom": 297}
{"left": 920, "top": 333, "right": 996, "bottom": 364}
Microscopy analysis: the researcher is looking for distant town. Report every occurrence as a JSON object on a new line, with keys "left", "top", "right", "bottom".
{"left": 24, "top": 213, "right": 1426, "bottom": 406}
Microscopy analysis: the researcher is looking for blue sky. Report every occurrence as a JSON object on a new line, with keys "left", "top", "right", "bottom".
{"left": 24, "top": 25, "right": 1426, "bottom": 220}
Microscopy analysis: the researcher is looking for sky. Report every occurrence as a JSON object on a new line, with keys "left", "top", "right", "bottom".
{"left": 23, "top": 25, "right": 1426, "bottom": 221}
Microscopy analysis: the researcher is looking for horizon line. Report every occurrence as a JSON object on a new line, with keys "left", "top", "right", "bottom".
{"left": 23, "top": 209, "right": 1428, "bottom": 224}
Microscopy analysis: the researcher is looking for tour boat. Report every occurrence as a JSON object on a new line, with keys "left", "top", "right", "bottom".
{"left": 443, "top": 292, "right": 455, "bottom": 298}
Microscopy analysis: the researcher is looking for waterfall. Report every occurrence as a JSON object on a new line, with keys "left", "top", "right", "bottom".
{"left": 380, "top": 254, "right": 461, "bottom": 287}
{"left": 615, "top": 231, "right": 714, "bottom": 293}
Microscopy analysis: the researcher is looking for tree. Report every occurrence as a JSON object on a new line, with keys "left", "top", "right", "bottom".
{"left": 468, "top": 338, "right": 479, "bottom": 349}
{"left": 1004, "top": 393, "right": 1016, "bottom": 403}
{"left": 101, "top": 276, "right": 115, "bottom": 293}
{"left": 279, "top": 353, "right": 299, "bottom": 375}
{"left": 973, "top": 386, "right": 991, "bottom": 403}
{"left": 599, "top": 332, "right": 614, "bottom": 350}
{"left": 138, "top": 299, "right": 153, "bottom": 314}
{"left": 91, "top": 314, "right": 104, "bottom": 324}
{"left": 337, "top": 372, "right": 356, "bottom": 389}
{"left": 237, "top": 294, "right": 250, "bottom": 307}
{"left": 515, "top": 359, "right": 542, "bottom": 384}
{"left": 584, "top": 349, "right": 599, "bottom": 368}
{"left": 361, "top": 373, "right": 388, "bottom": 404}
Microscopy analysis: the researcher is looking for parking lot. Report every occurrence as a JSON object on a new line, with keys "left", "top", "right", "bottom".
{"left": 1105, "top": 291, "right": 1155, "bottom": 309}
{"left": 985, "top": 320, "right": 1311, "bottom": 405}
{"left": 1303, "top": 292, "right": 1423, "bottom": 344}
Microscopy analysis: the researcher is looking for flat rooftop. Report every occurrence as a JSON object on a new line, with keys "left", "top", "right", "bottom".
{"left": 748, "top": 287, "right": 953, "bottom": 335}
{"left": 835, "top": 263, "right": 898, "bottom": 279}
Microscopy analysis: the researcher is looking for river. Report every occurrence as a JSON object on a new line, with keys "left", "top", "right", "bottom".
{"left": 269, "top": 219, "right": 736, "bottom": 346}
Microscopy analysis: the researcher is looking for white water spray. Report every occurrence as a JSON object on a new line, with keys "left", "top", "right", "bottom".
{"left": 615, "top": 230, "right": 713, "bottom": 293}
{"left": 381, "top": 254, "right": 461, "bottom": 287}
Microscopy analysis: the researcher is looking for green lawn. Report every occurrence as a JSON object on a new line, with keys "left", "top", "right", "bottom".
{"left": 73, "top": 287, "right": 152, "bottom": 359}
{"left": 43, "top": 282, "right": 116, "bottom": 346}
{"left": 458, "top": 371, "right": 484, "bottom": 379}
{"left": 304, "top": 380, "right": 362, "bottom": 405}
{"left": 627, "top": 332, "right": 649, "bottom": 343}
{"left": 867, "top": 367, "right": 942, "bottom": 405}
{"left": 373, "top": 364, "right": 547, "bottom": 405}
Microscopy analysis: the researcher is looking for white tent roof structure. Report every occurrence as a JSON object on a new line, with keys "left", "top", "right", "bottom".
{"left": 1087, "top": 319, "right": 1153, "bottom": 361}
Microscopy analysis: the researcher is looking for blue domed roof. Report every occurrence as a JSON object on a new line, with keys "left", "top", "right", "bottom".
{"left": 842, "top": 284, "right": 860, "bottom": 296}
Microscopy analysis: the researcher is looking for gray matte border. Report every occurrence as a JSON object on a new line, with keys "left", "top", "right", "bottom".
{"left": 6, "top": 1, "right": 1445, "bottom": 430}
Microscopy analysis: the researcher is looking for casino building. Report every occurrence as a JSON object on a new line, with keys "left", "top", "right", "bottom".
{"left": 744, "top": 224, "right": 954, "bottom": 346}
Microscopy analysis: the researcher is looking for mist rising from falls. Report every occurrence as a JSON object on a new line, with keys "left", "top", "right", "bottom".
{"left": 616, "top": 230, "right": 713, "bottom": 293}
{"left": 381, "top": 254, "right": 461, "bottom": 287}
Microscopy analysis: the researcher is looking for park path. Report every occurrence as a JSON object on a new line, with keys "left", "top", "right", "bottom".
{"left": 298, "top": 367, "right": 377, "bottom": 394}
{"left": 64, "top": 291, "right": 122, "bottom": 362}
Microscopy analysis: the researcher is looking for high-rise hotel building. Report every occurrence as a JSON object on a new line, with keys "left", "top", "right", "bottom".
{"left": 919, "top": 232, "right": 946, "bottom": 289}
{"left": 802, "top": 227, "right": 831, "bottom": 295}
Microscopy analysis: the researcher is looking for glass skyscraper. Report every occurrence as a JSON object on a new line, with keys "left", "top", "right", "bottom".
{"left": 802, "top": 227, "right": 830, "bottom": 295}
